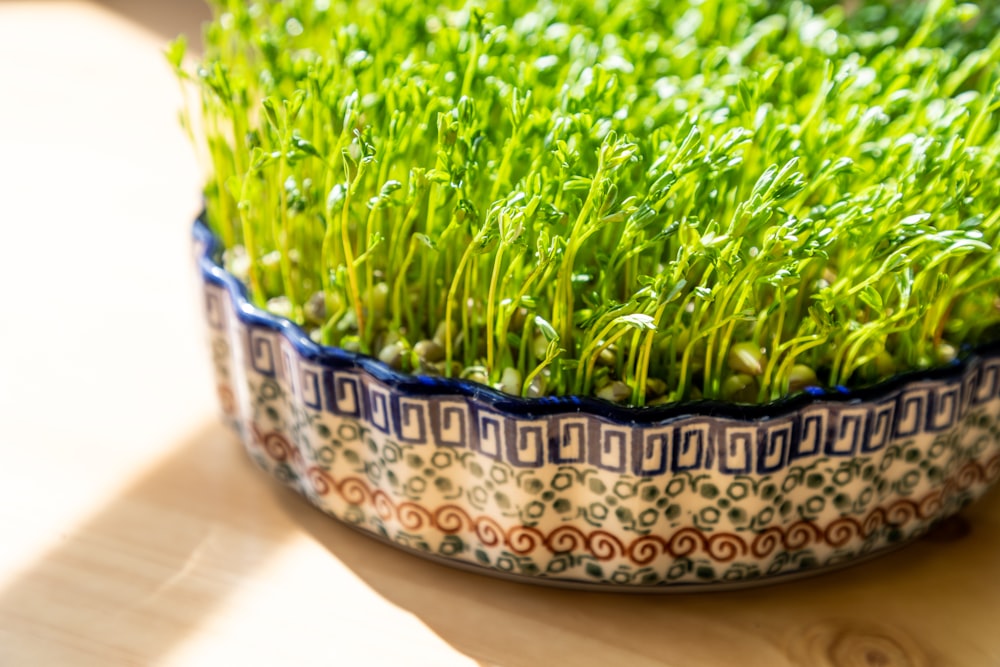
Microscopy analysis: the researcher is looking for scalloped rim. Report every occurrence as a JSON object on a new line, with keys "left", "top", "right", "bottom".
{"left": 194, "top": 216, "right": 1000, "bottom": 423}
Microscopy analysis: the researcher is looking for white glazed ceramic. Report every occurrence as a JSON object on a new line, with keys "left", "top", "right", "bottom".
{"left": 195, "top": 218, "right": 1000, "bottom": 590}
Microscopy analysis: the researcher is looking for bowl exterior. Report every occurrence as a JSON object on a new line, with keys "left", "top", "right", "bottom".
{"left": 195, "top": 224, "right": 1000, "bottom": 589}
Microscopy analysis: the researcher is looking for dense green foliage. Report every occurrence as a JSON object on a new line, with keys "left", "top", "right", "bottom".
{"left": 173, "top": 0, "right": 1000, "bottom": 405}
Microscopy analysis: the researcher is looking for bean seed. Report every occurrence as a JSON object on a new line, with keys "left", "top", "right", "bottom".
{"left": 223, "top": 246, "right": 250, "bottom": 283}
{"left": 434, "top": 360, "right": 464, "bottom": 378}
{"left": 432, "top": 321, "right": 451, "bottom": 346}
{"left": 365, "top": 282, "right": 389, "bottom": 316}
{"left": 461, "top": 366, "right": 490, "bottom": 385}
{"left": 378, "top": 341, "right": 405, "bottom": 369}
{"left": 722, "top": 373, "right": 758, "bottom": 403}
{"left": 531, "top": 333, "right": 549, "bottom": 359}
{"left": 875, "top": 351, "right": 896, "bottom": 377}
{"left": 597, "top": 344, "right": 618, "bottom": 367}
{"left": 304, "top": 291, "right": 326, "bottom": 325}
{"left": 787, "top": 364, "right": 819, "bottom": 393}
{"left": 525, "top": 373, "right": 548, "bottom": 398}
{"left": 266, "top": 296, "right": 293, "bottom": 320}
{"left": 498, "top": 367, "right": 522, "bottom": 396}
{"left": 646, "top": 377, "right": 667, "bottom": 397}
{"left": 729, "top": 342, "right": 766, "bottom": 376}
{"left": 935, "top": 342, "right": 957, "bottom": 364}
{"left": 596, "top": 380, "right": 631, "bottom": 403}
{"left": 413, "top": 339, "right": 445, "bottom": 363}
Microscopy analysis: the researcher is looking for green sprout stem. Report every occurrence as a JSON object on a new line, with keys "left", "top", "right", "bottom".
{"left": 178, "top": 0, "right": 1000, "bottom": 407}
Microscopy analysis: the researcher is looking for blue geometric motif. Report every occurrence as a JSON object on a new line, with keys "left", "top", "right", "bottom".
{"left": 300, "top": 367, "right": 322, "bottom": 410}
{"left": 791, "top": 410, "right": 825, "bottom": 461}
{"left": 928, "top": 382, "right": 961, "bottom": 432}
{"left": 895, "top": 388, "right": 929, "bottom": 438}
{"left": 632, "top": 427, "right": 671, "bottom": 477}
{"left": 592, "top": 424, "right": 629, "bottom": 473}
{"left": 205, "top": 289, "right": 226, "bottom": 330}
{"left": 972, "top": 360, "right": 1000, "bottom": 405}
{"left": 434, "top": 401, "right": 469, "bottom": 448}
{"left": 367, "top": 384, "right": 392, "bottom": 433}
{"left": 826, "top": 407, "right": 868, "bottom": 457}
{"left": 962, "top": 371, "right": 979, "bottom": 413}
{"left": 249, "top": 330, "right": 276, "bottom": 377}
{"left": 758, "top": 420, "right": 792, "bottom": 473}
{"left": 672, "top": 422, "right": 710, "bottom": 472}
{"left": 330, "top": 372, "right": 362, "bottom": 417}
{"left": 508, "top": 421, "right": 546, "bottom": 467}
{"left": 235, "top": 319, "right": 1000, "bottom": 475}
{"left": 863, "top": 401, "right": 895, "bottom": 454}
{"left": 719, "top": 426, "right": 754, "bottom": 474}
{"left": 475, "top": 410, "right": 505, "bottom": 460}
{"left": 552, "top": 418, "right": 588, "bottom": 464}
{"left": 394, "top": 397, "right": 428, "bottom": 444}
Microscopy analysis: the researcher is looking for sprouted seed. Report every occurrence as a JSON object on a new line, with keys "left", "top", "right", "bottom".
{"left": 172, "top": 0, "right": 1000, "bottom": 406}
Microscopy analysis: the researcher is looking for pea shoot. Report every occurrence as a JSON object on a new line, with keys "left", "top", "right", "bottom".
{"left": 174, "top": 0, "right": 1000, "bottom": 406}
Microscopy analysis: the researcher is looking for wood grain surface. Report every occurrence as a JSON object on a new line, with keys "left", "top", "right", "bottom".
{"left": 2, "top": 3, "right": 999, "bottom": 666}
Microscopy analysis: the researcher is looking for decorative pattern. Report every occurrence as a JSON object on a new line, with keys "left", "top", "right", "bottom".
{"left": 221, "top": 324, "right": 1000, "bottom": 475}
{"left": 194, "top": 220, "right": 1000, "bottom": 588}
{"left": 289, "top": 433, "right": 999, "bottom": 565}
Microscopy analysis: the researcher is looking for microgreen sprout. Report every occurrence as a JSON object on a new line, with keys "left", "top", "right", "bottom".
{"left": 175, "top": 0, "right": 1000, "bottom": 406}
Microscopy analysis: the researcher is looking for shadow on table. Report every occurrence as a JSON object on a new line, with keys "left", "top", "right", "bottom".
{"left": 2, "top": 413, "right": 996, "bottom": 666}
{"left": 273, "top": 480, "right": 1000, "bottom": 667}
{"left": 18, "top": 0, "right": 210, "bottom": 48}
{"left": 0, "top": 421, "right": 297, "bottom": 666}
{"left": 92, "top": 0, "right": 211, "bottom": 45}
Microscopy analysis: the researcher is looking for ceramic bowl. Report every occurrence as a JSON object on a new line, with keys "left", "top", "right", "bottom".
{"left": 194, "top": 218, "right": 1000, "bottom": 590}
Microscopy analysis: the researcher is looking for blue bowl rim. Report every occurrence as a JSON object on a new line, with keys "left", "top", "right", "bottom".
{"left": 194, "top": 216, "right": 1000, "bottom": 423}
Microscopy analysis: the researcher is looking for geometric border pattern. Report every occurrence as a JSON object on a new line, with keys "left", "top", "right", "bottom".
{"left": 235, "top": 323, "right": 1000, "bottom": 476}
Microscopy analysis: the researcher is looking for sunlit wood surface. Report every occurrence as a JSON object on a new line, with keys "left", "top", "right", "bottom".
{"left": 2, "top": 3, "right": 1000, "bottom": 666}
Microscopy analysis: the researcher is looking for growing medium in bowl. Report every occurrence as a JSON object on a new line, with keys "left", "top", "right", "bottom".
{"left": 182, "top": 0, "right": 1000, "bottom": 587}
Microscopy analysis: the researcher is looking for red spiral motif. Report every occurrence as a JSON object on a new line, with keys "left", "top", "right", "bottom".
{"left": 545, "top": 525, "right": 587, "bottom": 554}
{"left": 628, "top": 536, "right": 668, "bottom": 565}
{"left": 706, "top": 533, "right": 747, "bottom": 562}
{"left": 824, "top": 517, "right": 862, "bottom": 547}
{"left": 955, "top": 460, "right": 986, "bottom": 490}
{"left": 336, "top": 477, "right": 371, "bottom": 505}
{"left": 474, "top": 516, "right": 503, "bottom": 547}
{"left": 784, "top": 521, "right": 821, "bottom": 550}
{"left": 918, "top": 490, "right": 945, "bottom": 518}
{"left": 251, "top": 423, "right": 301, "bottom": 463}
{"left": 434, "top": 505, "right": 473, "bottom": 534}
{"left": 885, "top": 499, "right": 918, "bottom": 526}
{"left": 587, "top": 531, "right": 625, "bottom": 561}
{"left": 268, "top": 434, "right": 295, "bottom": 461}
{"left": 217, "top": 384, "right": 236, "bottom": 415}
{"left": 397, "top": 502, "right": 432, "bottom": 530}
{"left": 306, "top": 466, "right": 335, "bottom": 496}
{"left": 667, "top": 527, "right": 705, "bottom": 557}
{"left": 985, "top": 454, "right": 1000, "bottom": 481}
{"left": 507, "top": 526, "right": 544, "bottom": 555}
{"left": 372, "top": 491, "right": 395, "bottom": 521}
{"left": 862, "top": 508, "right": 887, "bottom": 536}
{"left": 275, "top": 446, "right": 1000, "bottom": 569}
{"left": 751, "top": 527, "right": 784, "bottom": 558}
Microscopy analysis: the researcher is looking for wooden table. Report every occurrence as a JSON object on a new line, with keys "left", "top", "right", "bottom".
{"left": 2, "top": 3, "right": 999, "bottom": 665}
